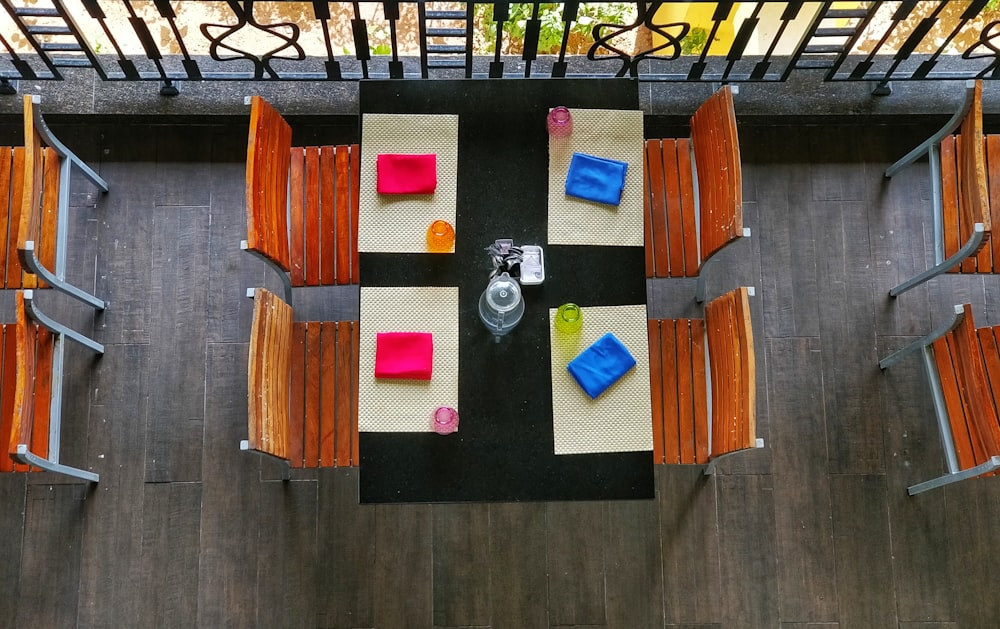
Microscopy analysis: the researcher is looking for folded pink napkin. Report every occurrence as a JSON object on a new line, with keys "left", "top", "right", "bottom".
{"left": 374, "top": 332, "right": 433, "bottom": 380}
{"left": 377, "top": 154, "right": 437, "bottom": 194}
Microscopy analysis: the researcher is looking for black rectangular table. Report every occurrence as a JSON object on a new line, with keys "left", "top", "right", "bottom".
{"left": 358, "top": 79, "right": 652, "bottom": 503}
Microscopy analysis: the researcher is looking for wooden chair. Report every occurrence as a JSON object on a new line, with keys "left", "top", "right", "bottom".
{"left": 643, "top": 85, "right": 749, "bottom": 302}
{"left": 1, "top": 289, "right": 103, "bottom": 481}
{"left": 243, "top": 96, "right": 360, "bottom": 304}
{"left": 647, "top": 286, "right": 762, "bottom": 473}
{"left": 880, "top": 303, "right": 1000, "bottom": 494}
{"left": 0, "top": 95, "right": 109, "bottom": 309}
{"left": 242, "top": 287, "right": 359, "bottom": 475}
{"left": 883, "top": 79, "right": 995, "bottom": 296}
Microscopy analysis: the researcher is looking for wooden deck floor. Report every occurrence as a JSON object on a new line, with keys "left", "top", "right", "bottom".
{"left": 1, "top": 117, "right": 998, "bottom": 628}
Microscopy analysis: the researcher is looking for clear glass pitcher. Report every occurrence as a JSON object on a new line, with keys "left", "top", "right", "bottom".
{"left": 478, "top": 272, "right": 525, "bottom": 340}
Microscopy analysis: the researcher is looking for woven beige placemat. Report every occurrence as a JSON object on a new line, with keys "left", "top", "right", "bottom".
{"left": 547, "top": 109, "right": 645, "bottom": 247}
{"left": 359, "top": 286, "right": 459, "bottom": 432}
{"left": 359, "top": 113, "right": 459, "bottom": 253}
{"left": 549, "top": 304, "right": 652, "bottom": 455}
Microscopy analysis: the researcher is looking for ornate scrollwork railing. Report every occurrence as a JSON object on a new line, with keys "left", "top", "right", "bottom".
{"left": 1, "top": 1, "right": 1000, "bottom": 89}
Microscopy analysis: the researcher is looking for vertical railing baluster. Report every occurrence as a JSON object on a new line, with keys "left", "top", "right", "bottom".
{"left": 352, "top": 1, "right": 370, "bottom": 79}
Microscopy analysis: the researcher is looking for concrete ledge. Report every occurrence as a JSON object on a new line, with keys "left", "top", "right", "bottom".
{"left": 1, "top": 63, "right": 998, "bottom": 125}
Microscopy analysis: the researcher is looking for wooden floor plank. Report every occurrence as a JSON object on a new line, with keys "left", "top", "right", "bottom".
{"left": 315, "top": 468, "right": 375, "bottom": 629}
{"left": 2, "top": 118, "right": 996, "bottom": 629}
{"left": 768, "top": 337, "right": 838, "bottom": 623}
{"left": 489, "top": 503, "right": 548, "bottom": 629}
{"left": 745, "top": 127, "right": 820, "bottom": 339}
{"left": 0, "top": 475, "right": 25, "bottom": 618}
{"left": 878, "top": 335, "right": 957, "bottom": 623}
{"left": 717, "top": 474, "right": 779, "bottom": 629}
{"left": 138, "top": 482, "right": 202, "bottom": 628}
{"left": 145, "top": 205, "right": 209, "bottom": 483}
{"left": 546, "top": 501, "right": 607, "bottom": 626}
{"left": 830, "top": 474, "right": 897, "bottom": 628}
{"left": 814, "top": 196, "right": 885, "bottom": 475}
{"left": 15, "top": 484, "right": 87, "bottom": 629}
{"left": 657, "top": 466, "right": 721, "bottom": 625}
{"left": 196, "top": 342, "right": 260, "bottom": 628}
{"left": 256, "top": 479, "right": 318, "bottom": 627}
{"left": 77, "top": 343, "right": 148, "bottom": 628}
{"left": 605, "top": 499, "right": 664, "bottom": 629}
{"left": 432, "top": 503, "right": 492, "bottom": 628}
{"left": 944, "top": 479, "right": 1000, "bottom": 627}
{"left": 373, "top": 503, "right": 433, "bottom": 627}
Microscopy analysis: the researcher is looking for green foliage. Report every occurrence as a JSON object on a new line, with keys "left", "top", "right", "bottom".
{"left": 475, "top": 2, "right": 636, "bottom": 54}
{"left": 681, "top": 27, "right": 709, "bottom": 55}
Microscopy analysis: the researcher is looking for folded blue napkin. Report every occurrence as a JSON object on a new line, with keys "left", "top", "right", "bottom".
{"left": 567, "top": 332, "right": 637, "bottom": 399}
{"left": 565, "top": 153, "right": 628, "bottom": 206}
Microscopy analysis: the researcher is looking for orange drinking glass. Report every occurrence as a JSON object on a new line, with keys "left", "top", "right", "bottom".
{"left": 426, "top": 220, "right": 455, "bottom": 252}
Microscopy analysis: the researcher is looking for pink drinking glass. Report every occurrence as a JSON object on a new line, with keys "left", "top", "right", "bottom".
{"left": 433, "top": 406, "right": 459, "bottom": 435}
{"left": 547, "top": 106, "right": 573, "bottom": 138}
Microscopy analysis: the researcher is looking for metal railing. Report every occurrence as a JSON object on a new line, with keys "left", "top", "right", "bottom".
{"left": 3, "top": 1, "right": 1000, "bottom": 90}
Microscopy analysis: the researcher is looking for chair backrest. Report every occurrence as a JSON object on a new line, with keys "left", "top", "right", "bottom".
{"left": 247, "top": 287, "right": 292, "bottom": 460}
{"left": 9, "top": 290, "right": 53, "bottom": 469}
{"left": 18, "top": 95, "right": 60, "bottom": 289}
{"left": 705, "top": 286, "right": 756, "bottom": 458}
{"left": 956, "top": 80, "right": 991, "bottom": 254}
{"left": 932, "top": 304, "right": 1000, "bottom": 471}
{"left": 690, "top": 85, "right": 744, "bottom": 265}
{"left": 246, "top": 96, "right": 293, "bottom": 274}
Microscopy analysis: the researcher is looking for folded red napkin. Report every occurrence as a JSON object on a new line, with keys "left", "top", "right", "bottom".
{"left": 374, "top": 332, "right": 434, "bottom": 380}
{"left": 377, "top": 154, "right": 437, "bottom": 194}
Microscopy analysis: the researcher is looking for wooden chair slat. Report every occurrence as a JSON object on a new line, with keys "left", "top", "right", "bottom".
{"left": 979, "top": 326, "right": 1000, "bottom": 409}
{"left": 247, "top": 288, "right": 293, "bottom": 459}
{"left": 722, "top": 87, "right": 744, "bottom": 241}
{"left": 661, "top": 319, "right": 680, "bottom": 464}
{"left": 11, "top": 292, "right": 34, "bottom": 471}
{"left": 349, "top": 144, "right": 361, "bottom": 285}
{"left": 304, "top": 147, "right": 321, "bottom": 286}
{"left": 975, "top": 136, "right": 992, "bottom": 271}
{"left": 954, "top": 135, "right": 977, "bottom": 273}
{"left": 692, "top": 97, "right": 719, "bottom": 259}
{"left": 647, "top": 319, "right": 665, "bottom": 463}
{"left": 644, "top": 140, "right": 671, "bottom": 278}
{"left": 350, "top": 320, "right": 360, "bottom": 464}
{"left": 319, "top": 321, "right": 336, "bottom": 466}
{"left": 304, "top": 322, "right": 321, "bottom": 467}
{"left": 676, "top": 320, "right": 695, "bottom": 464}
{"left": 289, "top": 322, "right": 306, "bottom": 468}
{"left": 0, "top": 149, "right": 12, "bottom": 289}
{"left": 29, "top": 327, "right": 52, "bottom": 467}
{"left": 0, "top": 326, "right": 16, "bottom": 472}
{"left": 319, "top": 147, "right": 337, "bottom": 286}
{"left": 958, "top": 80, "right": 990, "bottom": 252}
{"left": 334, "top": 321, "right": 352, "bottom": 467}
{"left": 954, "top": 306, "right": 1000, "bottom": 461}
{"left": 677, "top": 138, "right": 699, "bottom": 276}
{"left": 335, "top": 147, "right": 352, "bottom": 286}
{"left": 737, "top": 288, "right": 757, "bottom": 450}
{"left": 932, "top": 335, "right": 976, "bottom": 471}
{"left": 975, "top": 326, "right": 1000, "bottom": 460}
{"left": 288, "top": 148, "right": 306, "bottom": 286}
{"left": 245, "top": 96, "right": 292, "bottom": 272}
{"left": 705, "top": 295, "right": 733, "bottom": 456}
{"left": 661, "top": 140, "right": 686, "bottom": 277}
{"left": 642, "top": 151, "right": 654, "bottom": 277}
{"left": 691, "top": 318, "right": 709, "bottom": 464}
{"left": 987, "top": 134, "right": 1000, "bottom": 273}
{"left": 940, "top": 136, "right": 961, "bottom": 272}
{"left": 34, "top": 147, "right": 60, "bottom": 290}
{"left": 7, "top": 148, "right": 25, "bottom": 289}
